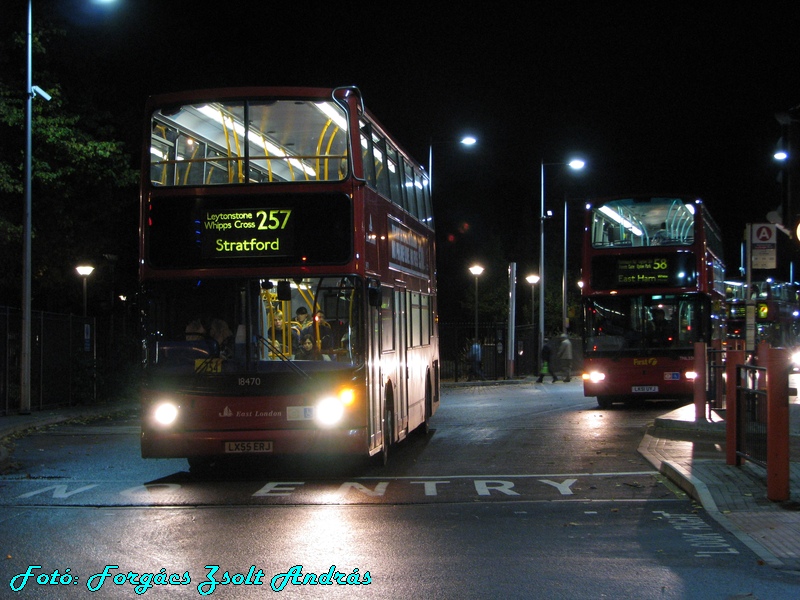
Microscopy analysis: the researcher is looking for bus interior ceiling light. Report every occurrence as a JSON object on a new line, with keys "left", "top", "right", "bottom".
{"left": 193, "top": 104, "right": 317, "bottom": 176}
{"left": 597, "top": 206, "right": 643, "bottom": 236}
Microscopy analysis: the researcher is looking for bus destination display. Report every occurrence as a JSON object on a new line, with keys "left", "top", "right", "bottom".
{"left": 616, "top": 257, "right": 671, "bottom": 285}
{"left": 200, "top": 208, "right": 293, "bottom": 259}
{"left": 590, "top": 253, "right": 697, "bottom": 290}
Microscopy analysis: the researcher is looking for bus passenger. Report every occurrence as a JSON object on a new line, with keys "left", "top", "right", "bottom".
{"left": 268, "top": 311, "right": 287, "bottom": 348}
{"left": 209, "top": 318, "right": 234, "bottom": 359}
{"left": 651, "top": 222, "right": 669, "bottom": 245}
{"left": 295, "top": 334, "right": 316, "bottom": 360}
{"left": 292, "top": 306, "right": 311, "bottom": 333}
{"left": 314, "top": 310, "right": 334, "bottom": 350}
{"left": 185, "top": 318, "right": 206, "bottom": 341}
{"left": 648, "top": 308, "right": 674, "bottom": 347}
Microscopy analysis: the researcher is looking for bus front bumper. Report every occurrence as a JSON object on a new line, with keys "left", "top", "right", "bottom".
{"left": 141, "top": 427, "right": 369, "bottom": 458}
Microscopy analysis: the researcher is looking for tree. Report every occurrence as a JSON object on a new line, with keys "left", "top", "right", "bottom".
{"left": 0, "top": 22, "right": 138, "bottom": 312}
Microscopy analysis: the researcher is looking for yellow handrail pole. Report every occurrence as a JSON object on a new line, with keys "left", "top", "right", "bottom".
{"left": 182, "top": 144, "right": 200, "bottom": 185}
{"left": 220, "top": 112, "right": 234, "bottom": 183}
{"left": 323, "top": 127, "right": 340, "bottom": 180}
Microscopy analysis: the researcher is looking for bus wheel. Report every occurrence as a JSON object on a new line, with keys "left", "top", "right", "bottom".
{"left": 419, "top": 376, "right": 432, "bottom": 436}
{"left": 597, "top": 396, "right": 614, "bottom": 409}
{"left": 378, "top": 397, "right": 393, "bottom": 466}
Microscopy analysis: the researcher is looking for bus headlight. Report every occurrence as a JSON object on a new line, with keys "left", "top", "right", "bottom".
{"left": 582, "top": 371, "right": 606, "bottom": 383}
{"left": 153, "top": 401, "right": 179, "bottom": 426}
{"left": 315, "top": 388, "right": 356, "bottom": 427}
{"left": 685, "top": 371, "right": 698, "bottom": 380}
{"left": 791, "top": 351, "right": 800, "bottom": 371}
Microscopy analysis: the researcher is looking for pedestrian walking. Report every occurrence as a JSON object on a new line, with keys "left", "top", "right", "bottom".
{"left": 556, "top": 333, "right": 573, "bottom": 382}
{"left": 536, "top": 338, "right": 558, "bottom": 383}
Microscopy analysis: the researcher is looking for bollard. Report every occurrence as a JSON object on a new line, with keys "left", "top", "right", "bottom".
{"left": 693, "top": 342, "right": 706, "bottom": 422}
{"left": 726, "top": 349, "right": 745, "bottom": 466}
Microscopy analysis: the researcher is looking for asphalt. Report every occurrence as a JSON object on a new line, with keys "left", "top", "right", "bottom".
{"left": 1, "top": 383, "right": 799, "bottom": 573}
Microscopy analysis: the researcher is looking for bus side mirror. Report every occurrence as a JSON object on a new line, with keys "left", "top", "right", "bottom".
{"left": 367, "top": 279, "right": 381, "bottom": 308}
{"left": 277, "top": 281, "right": 292, "bottom": 301}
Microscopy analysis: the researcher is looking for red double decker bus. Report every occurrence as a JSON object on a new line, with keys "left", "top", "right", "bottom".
{"left": 139, "top": 86, "right": 439, "bottom": 470}
{"left": 581, "top": 195, "right": 726, "bottom": 408}
{"left": 726, "top": 279, "right": 800, "bottom": 348}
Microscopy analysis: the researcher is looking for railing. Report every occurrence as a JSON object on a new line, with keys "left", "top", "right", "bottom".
{"left": 726, "top": 344, "right": 791, "bottom": 502}
{"left": 706, "top": 347, "right": 727, "bottom": 414}
{"left": 734, "top": 363, "right": 767, "bottom": 467}
{"left": 0, "top": 306, "right": 139, "bottom": 416}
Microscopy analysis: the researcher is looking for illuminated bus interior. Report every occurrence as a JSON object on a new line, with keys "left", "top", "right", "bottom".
{"left": 584, "top": 294, "right": 712, "bottom": 353}
{"left": 142, "top": 276, "right": 367, "bottom": 373}
{"left": 151, "top": 100, "right": 350, "bottom": 185}
{"left": 149, "top": 96, "right": 433, "bottom": 229}
{"left": 725, "top": 279, "right": 800, "bottom": 346}
{"left": 590, "top": 197, "right": 698, "bottom": 248}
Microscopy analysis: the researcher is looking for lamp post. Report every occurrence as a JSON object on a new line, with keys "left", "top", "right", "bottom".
{"left": 526, "top": 274, "right": 539, "bottom": 375}
{"left": 76, "top": 265, "right": 95, "bottom": 317}
{"left": 469, "top": 265, "right": 484, "bottom": 341}
{"left": 525, "top": 274, "right": 539, "bottom": 328}
{"left": 20, "top": 0, "right": 116, "bottom": 415}
{"left": 22, "top": 0, "right": 56, "bottom": 415}
{"left": 539, "top": 159, "right": 585, "bottom": 369}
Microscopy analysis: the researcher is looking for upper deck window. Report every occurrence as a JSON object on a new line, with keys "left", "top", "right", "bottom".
{"left": 150, "top": 99, "right": 350, "bottom": 186}
{"left": 590, "top": 197, "right": 696, "bottom": 248}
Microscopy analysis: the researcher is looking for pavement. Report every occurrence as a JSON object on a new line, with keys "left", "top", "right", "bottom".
{"left": 640, "top": 400, "right": 800, "bottom": 572}
{"left": 1, "top": 384, "right": 800, "bottom": 573}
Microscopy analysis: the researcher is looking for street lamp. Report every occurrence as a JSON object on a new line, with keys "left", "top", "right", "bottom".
{"left": 469, "top": 265, "right": 484, "bottom": 341}
{"left": 428, "top": 136, "right": 477, "bottom": 195}
{"left": 525, "top": 274, "right": 539, "bottom": 328}
{"left": 539, "top": 159, "right": 585, "bottom": 368}
{"left": 76, "top": 265, "right": 95, "bottom": 317}
{"left": 20, "top": 0, "right": 117, "bottom": 414}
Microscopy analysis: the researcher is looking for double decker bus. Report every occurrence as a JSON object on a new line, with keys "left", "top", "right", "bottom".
{"left": 581, "top": 195, "right": 726, "bottom": 408}
{"left": 139, "top": 86, "right": 439, "bottom": 469}
{"left": 726, "top": 279, "right": 800, "bottom": 347}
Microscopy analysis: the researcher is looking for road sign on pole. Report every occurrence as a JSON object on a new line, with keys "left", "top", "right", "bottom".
{"left": 751, "top": 223, "right": 777, "bottom": 270}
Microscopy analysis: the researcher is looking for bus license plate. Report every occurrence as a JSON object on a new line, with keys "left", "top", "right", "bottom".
{"left": 224, "top": 441, "right": 273, "bottom": 453}
{"left": 632, "top": 386, "right": 659, "bottom": 393}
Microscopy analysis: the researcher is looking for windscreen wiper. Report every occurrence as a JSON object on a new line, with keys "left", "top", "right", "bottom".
{"left": 255, "top": 335, "right": 311, "bottom": 380}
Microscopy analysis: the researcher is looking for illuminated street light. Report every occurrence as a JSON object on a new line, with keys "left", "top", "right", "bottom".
{"left": 469, "top": 265, "right": 485, "bottom": 341}
{"left": 525, "top": 274, "right": 539, "bottom": 329}
{"left": 76, "top": 265, "right": 95, "bottom": 317}
{"left": 428, "top": 136, "right": 477, "bottom": 195}
{"left": 539, "top": 158, "right": 585, "bottom": 370}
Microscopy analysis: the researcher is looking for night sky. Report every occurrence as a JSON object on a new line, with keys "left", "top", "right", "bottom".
{"left": 6, "top": 1, "right": 800, "bottom": 319}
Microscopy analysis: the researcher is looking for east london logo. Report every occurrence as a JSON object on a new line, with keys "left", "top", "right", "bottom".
{"left": 219, "top": 407, "right": 282, "bottom": 418}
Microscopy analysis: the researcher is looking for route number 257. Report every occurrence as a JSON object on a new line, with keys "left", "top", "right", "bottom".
{"left": 256, "top": 209, "right": 291, "bottom": 230}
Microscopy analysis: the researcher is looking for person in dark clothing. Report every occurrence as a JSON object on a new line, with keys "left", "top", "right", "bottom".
{"left": 536, "top": 338, "right": 558, "bottom": 383}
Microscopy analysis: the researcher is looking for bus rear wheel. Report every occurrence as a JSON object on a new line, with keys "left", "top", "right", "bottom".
{"left": 373, "top": 397, "right": 393, "bottom": 467}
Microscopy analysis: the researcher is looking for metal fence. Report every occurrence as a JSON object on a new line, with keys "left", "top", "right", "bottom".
{"left": 735, "top": 363, "right": 767, "bottom": 467}
{"left": 438, "top": 322, "right": 581, "bottom": 381}
{"left": 0, "top": 306, "right": 138, "bottom": 416}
